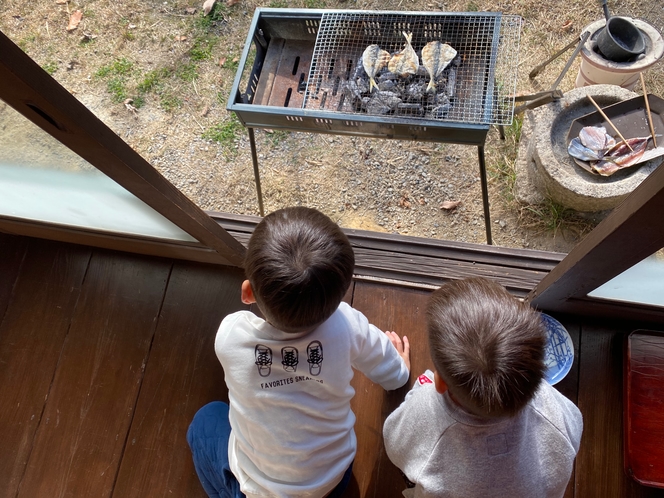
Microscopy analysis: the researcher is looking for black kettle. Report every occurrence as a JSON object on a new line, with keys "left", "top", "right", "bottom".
{"left": 596, "top": 0, "right": 646, "bottom": 62}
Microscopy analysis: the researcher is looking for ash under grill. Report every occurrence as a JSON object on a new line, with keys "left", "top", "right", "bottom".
{"left": 304, "top": 12, "right": 520, "bottom": 125}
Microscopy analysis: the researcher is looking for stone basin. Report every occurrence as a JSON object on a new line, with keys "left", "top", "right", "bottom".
{"left": 515, "top": 84, "right": 663, "bottom": 212}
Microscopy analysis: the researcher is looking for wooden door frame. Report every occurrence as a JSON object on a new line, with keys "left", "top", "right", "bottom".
{"left": 0, "top": 30, "right": 246, "bottom": 267}
{"left": 527, "top": 149, "right": 664, "bottom": 323}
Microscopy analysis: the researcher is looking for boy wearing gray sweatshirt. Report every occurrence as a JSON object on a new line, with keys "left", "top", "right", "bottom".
{"left": 383, "top": 277, "right": 583, "bottom": 498}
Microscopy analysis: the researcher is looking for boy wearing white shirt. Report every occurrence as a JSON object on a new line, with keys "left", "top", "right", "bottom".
{"left": 187, "top": 206, "right": 410, "bottom": 498}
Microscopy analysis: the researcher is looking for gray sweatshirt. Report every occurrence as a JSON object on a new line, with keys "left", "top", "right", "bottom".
{"left": 383, "top": 375, "right": 583, "bottom": 498}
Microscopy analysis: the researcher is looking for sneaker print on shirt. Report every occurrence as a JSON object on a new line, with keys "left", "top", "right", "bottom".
{"left": 307, "top": 340, "right": 323, "bottom": 376}
{"left": 254, "top": 344, "right": 272, "bottom": 377}
{"left": 281, "top": 347, "right": 299, "bottom": 372}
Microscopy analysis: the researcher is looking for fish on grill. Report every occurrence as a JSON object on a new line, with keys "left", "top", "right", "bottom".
{"left": 388, "top": 32, "right": 419, "bottom": 77}
{"left": 421, "top": 41, "right": 457, "bottom": 92}
{"left": 362, "top": 44, "right": 391, "bottom": 92}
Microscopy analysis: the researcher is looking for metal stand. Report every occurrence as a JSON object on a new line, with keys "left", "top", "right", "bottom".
{"left": 477, "top": 145, "right": 493, "bottom": 245}
{"left": 248, "top": 127, "right": 264, "bottom": 217}
{"left": 247, "top": 128, "right": 493, "bottom": 245}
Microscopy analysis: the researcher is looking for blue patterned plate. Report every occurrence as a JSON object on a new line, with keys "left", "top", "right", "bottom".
{"left": 541, "top": 313, "right": 574, "bottom": 385}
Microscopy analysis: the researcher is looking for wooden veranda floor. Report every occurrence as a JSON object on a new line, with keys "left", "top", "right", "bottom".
{"left": 1, "top": 232, "right": 663, "bottom": 498}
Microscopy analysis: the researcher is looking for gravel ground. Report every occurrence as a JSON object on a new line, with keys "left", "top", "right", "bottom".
{"left": 3, "top": 0, "right": 663, "bottom": 254}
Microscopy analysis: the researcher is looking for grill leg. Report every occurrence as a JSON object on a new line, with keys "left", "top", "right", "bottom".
{"left": 248, "top": 127, "right": 265, "bottom": 217}
{"left": 478, "top": 146, "right": 493, "bottom": 245}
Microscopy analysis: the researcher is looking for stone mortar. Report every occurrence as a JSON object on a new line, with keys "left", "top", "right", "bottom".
{"left": 517, "top": 84, "right": 662, "bottom": 212}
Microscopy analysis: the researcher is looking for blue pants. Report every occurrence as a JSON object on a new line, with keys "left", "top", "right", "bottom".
{"left": 187, "top": 402, "right": 353, "bottom": 498}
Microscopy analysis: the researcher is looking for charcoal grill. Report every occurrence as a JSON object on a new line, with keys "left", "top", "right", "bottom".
{"left": 228, "top": 8, "right": 521, "bottom": 244}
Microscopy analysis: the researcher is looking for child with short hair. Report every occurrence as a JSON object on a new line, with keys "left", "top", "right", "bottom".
{"left": 188, "top": 206, "right": 410, "bottom": 498}
{"left": 383, "top": 277, "right": 582, "bottom": 498}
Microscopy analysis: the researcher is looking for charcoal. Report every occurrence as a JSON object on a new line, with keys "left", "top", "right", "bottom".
{"left": 352, "top": 57, "right": 365, "bottom": 80}
{"left": 405, "top": 82, "right": 426, "bottom": 100}
{"left": 343, "top": 79, "right": 363, "bottom": 100}
{"left": 377, "top": 71, "right": 397, "bottom": 82}
{"left": 365, "top": 91, "right": 402, "bottom": 115}
{"left": 356, "top": 78, "right": 370, "bottom": 94}
{"left": 339, "top": 52, "right": 458, "bottom": 118}
{"left": 429, "top": 103, "right": 452, "bottom": 119}
{"left": 446, "top": 67, "right": 457, "bottom": 98}
{"left": 377, "top": 80, "right": 397, "bottom": 92}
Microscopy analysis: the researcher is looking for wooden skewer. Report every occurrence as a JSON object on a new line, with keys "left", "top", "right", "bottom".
{"left": 587, "top": 94, "right": 634, "bottom": 151}
{"left": 640, "top": 72, "right": 658, "bottom": 148}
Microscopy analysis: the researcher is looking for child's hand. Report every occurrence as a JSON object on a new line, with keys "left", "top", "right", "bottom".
{"left": 386, "top": 331, "right": 410, "bottom": 372}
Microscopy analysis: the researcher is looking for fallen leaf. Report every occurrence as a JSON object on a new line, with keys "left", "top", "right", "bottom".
{"left": 175, "top": 35, "right": 187, "bottom": 42}
{"left": 80, "top": 32, "right": 96, "bottom": 43}
{"left": 200, "top": 105, "right": 210, "bottom": 117}
{"left": 219, "top": 56, "right": 227, "bottom": 66}
{"left": 398, "top": 197, "right": 411, "bottom": 209}
{"left": 185, "top": 7, "right": 197, "bottom": 14}
{"left": 227, "top": 0, "right": 240, "bottom": 6}
{"left": 440, "top": 200, "right": 461, "bottom": 210}
{"left": 66, "top": 10, "right": 83, "bottom": 31}
{"left": 203, "top": 0, "right": 216, "bottom": 15}
{"left": 561, "top": 20, "right": 573, "bottom": 31}
{"left": 232, "top": 57, "right": 239, "bottom": 63}
{"left": 124, "top": 99, "right": 138, "bottom": 118}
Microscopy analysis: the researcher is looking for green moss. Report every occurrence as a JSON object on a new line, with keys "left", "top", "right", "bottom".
{"left": 42, "top": 61, "right": 58, "bottom": 75}
{"left": 107, "top": 77, "right": 128, "bottom": 103}
{"left": 190, "top": 36, "right": 217, "bottom": 61}
{"left": 202, "top": 116, "right": 243, "bottom": 152}
{"left": 176, "top": 62, "right": 198, "bottom": 82}
{"left": 95, "top": 58, "right": 133, "bottom": 78}
{"left": 160, "top": 93, "right": 183, "bottom": 112}
{"left": 138, "top": 67, "right": 172, "bottom": 94}
{"left": 303, "top": 0, "right": 325, "bottom": 8}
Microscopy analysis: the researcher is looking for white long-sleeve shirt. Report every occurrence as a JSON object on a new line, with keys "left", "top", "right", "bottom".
{"left": 215, "top": 302, "right": 410, "bottom": 498}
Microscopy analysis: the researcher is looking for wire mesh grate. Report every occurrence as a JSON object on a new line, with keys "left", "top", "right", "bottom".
{"left": 303, "top": 11, "right": 520, "bottom": 126}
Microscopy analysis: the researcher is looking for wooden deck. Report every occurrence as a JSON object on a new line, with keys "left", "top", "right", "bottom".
{"left": 1, "top": 232, "right": 664, "bottom": 498}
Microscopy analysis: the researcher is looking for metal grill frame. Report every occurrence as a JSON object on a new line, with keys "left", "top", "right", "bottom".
{"left": 227, "top": 8, "right": 522, "bottom": 244}
{"left": 228, "top": 8, "right": 515, "bottom": 146}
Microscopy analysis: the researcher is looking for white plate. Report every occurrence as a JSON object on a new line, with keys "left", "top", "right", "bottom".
{"left": 541, "top": 313, "right": 574, "bottom": 385}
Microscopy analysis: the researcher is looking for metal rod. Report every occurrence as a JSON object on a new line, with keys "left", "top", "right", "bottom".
{"left": 248, "top": 127, "right": 265, "bottom": 216}
{"left": 529, "top": 36, "right": 579, "bottom": 80}
{"left": 600, "top": 0, "right": 610, "bottom": 21}
{"left": 549, "top": 31, "right": 590, "bottom": 92}
{"left": 640, "top": 72, "right": 658, "bottom": 148}
{"left": 477, "top": 146, "right": 493, "bottom": 245}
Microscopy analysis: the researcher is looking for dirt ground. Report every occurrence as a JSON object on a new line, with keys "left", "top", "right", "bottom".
{"left": 2, "top": 0, "right": 663, "bottom": 253}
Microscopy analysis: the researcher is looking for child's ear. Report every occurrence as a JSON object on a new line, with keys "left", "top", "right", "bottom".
{"left": 241, "top": 280, "right": 256, "bottom": 305}
{"left": 433, "top": 370, "right": 448, "bottom": 394}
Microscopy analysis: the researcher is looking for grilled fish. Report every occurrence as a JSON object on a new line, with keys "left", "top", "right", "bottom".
{"left": 388, "top": 32, "right": 419, "bottom": 77}
{"left": 362, "top": 44, "right": 391, "bottom": 92}
{"left": 593, "top": 137, "right": 649, "bottom": 176}
{"left": 421, "top": 41, "right": 457, "bottom": 92}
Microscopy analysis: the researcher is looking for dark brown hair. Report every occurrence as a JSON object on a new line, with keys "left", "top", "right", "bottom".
{"left": 245, "top": 206, "right": 355, "bottom": 333}
{"left": 427, "top": 277, "right": 545, "bottom": 417}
